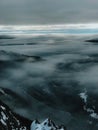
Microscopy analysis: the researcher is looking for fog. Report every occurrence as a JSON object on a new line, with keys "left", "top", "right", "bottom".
{"left": 1, "top": 34, "right": 98, "bottom": 129}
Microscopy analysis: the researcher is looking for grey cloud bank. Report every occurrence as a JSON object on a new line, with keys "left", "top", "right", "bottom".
{"left": 0, "top": 0, "right": 98, "bottom": 25}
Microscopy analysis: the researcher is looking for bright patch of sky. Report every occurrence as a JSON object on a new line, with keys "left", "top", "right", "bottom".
{"left": 1, "top": 24, "right": 98, "bottom": 35}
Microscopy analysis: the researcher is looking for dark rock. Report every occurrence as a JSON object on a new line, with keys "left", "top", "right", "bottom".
{"left": 0, "top": 100, "right": 66, "bottom": 130}
{"left": 0, "top": 100, "right": 31, "bottom": 130}
{"left": 85, "top": 39, "right": 98, "bottom": 43}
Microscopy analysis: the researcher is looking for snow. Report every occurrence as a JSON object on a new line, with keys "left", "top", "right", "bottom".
{"left": 0, "top": 105, "right": 5, "bottom": 110}
{"left": 90, "top": 112, "right": 98, "bottom": 119}
{"left": 79, "top": 90, "right": 88, "bottom": 103}
{"left": 1, "top": 111, "right": 8, "bottom": 120}
{"left": 31, "top": 118, "right": 64, "bottom": 130}
{"left": 0, "top": 118, "right": 7, "bottom": 126}
{"left": 79, "top": 91, "right": 98, "bottom": 120}
{"left": 0, "top": 103, "right": 65, "bottom": 130}
{"left": 0, "top": 111, "right": 8, "bottom": 126}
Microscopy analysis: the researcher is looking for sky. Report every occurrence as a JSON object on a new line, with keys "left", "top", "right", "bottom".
{"left": 0, "top": 0, "right": 98, "bottom": 25}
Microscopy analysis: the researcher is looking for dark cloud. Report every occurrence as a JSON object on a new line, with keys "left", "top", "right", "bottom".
{"left": 0, "top": 0, "right": 98, "bottom": 24}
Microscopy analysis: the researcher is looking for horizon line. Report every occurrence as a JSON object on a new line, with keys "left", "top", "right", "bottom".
{"left": 0, "top": 23, "right": 98, "bottom": 30}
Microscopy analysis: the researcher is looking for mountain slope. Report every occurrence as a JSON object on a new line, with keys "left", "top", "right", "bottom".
{"left": 0, "top": 100, "right": 66, "bottom": 130}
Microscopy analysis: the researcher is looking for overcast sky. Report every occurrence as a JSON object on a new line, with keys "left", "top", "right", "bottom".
{"left": 0, "top": 0, "right": 98, "bottom": 25}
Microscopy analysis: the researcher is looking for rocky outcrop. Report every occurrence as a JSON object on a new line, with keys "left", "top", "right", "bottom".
{"left": 85, "top": 39, "right": 98, "bottom": 43}
{"left": 31, "top": 119, "right": 66, "bottom": 130}
{"left": 0, "top": 100, "right": 66, "bottom": 130}
{"left": 0, "top": 100, "right": 31, "bottom": 130}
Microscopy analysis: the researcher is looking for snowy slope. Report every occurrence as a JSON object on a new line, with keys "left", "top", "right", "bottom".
{"left": 0, "top": 101, "right": 66, "bottom": 130}
{"left": 31, "top": 119, "right": 65, "bottom": 130}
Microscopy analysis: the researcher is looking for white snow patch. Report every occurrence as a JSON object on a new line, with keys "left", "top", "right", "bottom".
{"left": 1, "top": 111, "right": 8, "bottom": 120}
{"left": 79, "top": 90, "right": 88, "bottom": 103}
{"left": 79, "top": 90, "right": 98, "bottom": 120}
{"left": 0, "top": 105, "right": 5, "bottom": 110}
{"left": 90, "top": 112, "right": 98, "bottom": 119}
{"left": 31, "top": 118, "right": 64, "bottom": 130}
{"left": 0, "top": 119, "right": 6, "bottom": 126}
